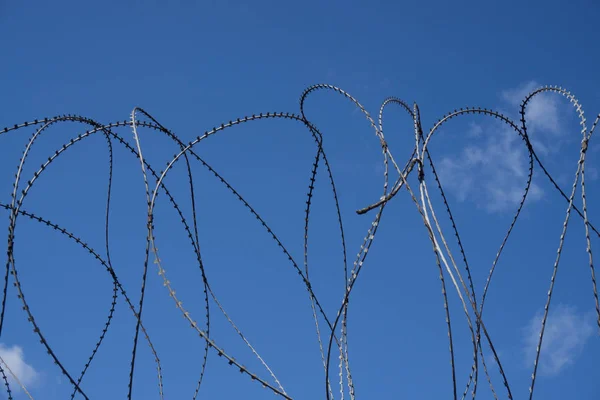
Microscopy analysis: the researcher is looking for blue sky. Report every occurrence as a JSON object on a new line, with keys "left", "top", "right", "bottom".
{"left": 0, "top": 0, "right": 599, "bottom": 399}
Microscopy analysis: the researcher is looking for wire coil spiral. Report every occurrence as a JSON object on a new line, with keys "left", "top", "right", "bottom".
{"left": 0, "top": 84, "right": 598, "bottom": 399}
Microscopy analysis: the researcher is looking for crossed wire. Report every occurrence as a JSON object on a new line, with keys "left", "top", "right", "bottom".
{"left": 0, "top": 84, "right": 598, "bottom": 399}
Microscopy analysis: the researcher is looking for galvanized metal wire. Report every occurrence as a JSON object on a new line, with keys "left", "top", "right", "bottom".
{"left": 0, "top": 85, "right": 598, "bottom": 399}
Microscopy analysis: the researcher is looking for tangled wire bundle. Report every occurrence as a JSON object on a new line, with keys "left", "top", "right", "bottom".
{"left": 0, "top": 84, "right": 599, "bottom": 400}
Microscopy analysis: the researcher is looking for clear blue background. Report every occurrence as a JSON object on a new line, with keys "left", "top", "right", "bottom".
{"left": 0, "top": 0, "right": 599, "bottom": 399}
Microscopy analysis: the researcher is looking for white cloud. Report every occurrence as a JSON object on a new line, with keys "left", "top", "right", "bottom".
{"left": 0, "top": 343, "right": 38, "bottom": 391}
{"left": 467, "top": 122, "right": 483, "bottom": 138}
{"left": 501, "top": 81, "right": 564, "bottom": 155}
{"left": 523, "top": 304, "right": 594, "bottom": 376}
{"left": 436, "top": 81, "right": 569, "bottom": 212}
{"left": 437, "top": 122, "right": 543, "bottom": 212}
{"left": 501, "top": 81, "right": 539, "bottom": 107}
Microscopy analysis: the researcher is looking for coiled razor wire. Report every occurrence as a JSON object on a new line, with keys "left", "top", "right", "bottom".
{"left": 0, "top": 84, "right": 598, "bottom": 399}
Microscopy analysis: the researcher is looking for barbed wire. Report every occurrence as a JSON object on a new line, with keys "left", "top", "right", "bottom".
{"left": 0, "top": 84, "right": 598, "bottom": 399}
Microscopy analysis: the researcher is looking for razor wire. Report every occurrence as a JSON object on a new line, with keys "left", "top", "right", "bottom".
{"left": 0, "top": 84, "right": 598, "bottom": 399}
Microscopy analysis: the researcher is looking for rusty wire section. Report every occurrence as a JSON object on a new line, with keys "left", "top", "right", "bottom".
{"left": 0, "top": 84, "right": 599, "bottom": 399}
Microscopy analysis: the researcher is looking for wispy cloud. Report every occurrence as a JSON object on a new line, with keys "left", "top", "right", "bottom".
{"left": 437, "top": 121, "right": 543, "bottom": 212}
{"left": 0, "top": 343, "right": 39, "bottom": 391}
{"left": 437, "top": 81, "right": 567, "bottom": 212}
{"left": 501, "top": 81, "right": 564, "bottom": 154}
{"left": 467, "top": 121, "right": 483, "bottom": 138}
{"left": 501, "top": 81, "right": 539, "bottom": 107}
{"left": 523, "top": 304, "right": 594, "bottom": 376}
